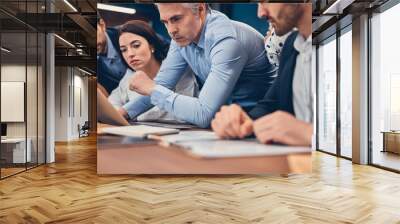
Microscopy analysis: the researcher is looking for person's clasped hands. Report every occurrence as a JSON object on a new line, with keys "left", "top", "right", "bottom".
{"left": 211, "top": 104, "right": 312, "bottom": 146}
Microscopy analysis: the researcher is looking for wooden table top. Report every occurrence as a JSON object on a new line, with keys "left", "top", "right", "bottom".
{"left": 97, "top": 134, "right": 312, "bottom": 175}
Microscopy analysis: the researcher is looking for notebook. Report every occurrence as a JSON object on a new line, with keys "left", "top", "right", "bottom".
{"left": 101, "top": 125, "right": 179, "bottom": 138}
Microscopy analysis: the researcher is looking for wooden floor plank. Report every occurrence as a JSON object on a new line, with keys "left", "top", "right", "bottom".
{"left": 0, "top": 135, "right": 399, "bottom": 223}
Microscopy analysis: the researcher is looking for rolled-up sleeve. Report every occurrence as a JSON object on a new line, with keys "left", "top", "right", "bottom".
{"left": 150, "top": 37, "right": 248, "bottom": 128}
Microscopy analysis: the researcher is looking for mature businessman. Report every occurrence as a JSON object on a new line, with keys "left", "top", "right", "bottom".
{"left": 119, "top": 3, "right": 277, "bottom": 128}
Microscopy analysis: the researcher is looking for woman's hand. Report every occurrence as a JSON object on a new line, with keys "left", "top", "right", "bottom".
{"left": 117, "top": 107, "right": 128, "bottom": 119}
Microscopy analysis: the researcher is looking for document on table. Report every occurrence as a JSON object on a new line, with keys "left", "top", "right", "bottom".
{"left": 149, "top": 130, "right": 218, "bottom": 143}
{"left": 152, "top": 131, "right": 311, "bottom": 158}
{"left": 133, "top": 120, "right": 196, "bottom": 129}
{"left": 101, "top": 125, "right": 179, "bottom": 138}
{"left": 181, "top": 139, "right": 311, "bottom": 158}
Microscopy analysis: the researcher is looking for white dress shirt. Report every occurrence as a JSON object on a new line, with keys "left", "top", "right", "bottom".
{"left": 292, "top": 34, "right": 314, "bottom": 123}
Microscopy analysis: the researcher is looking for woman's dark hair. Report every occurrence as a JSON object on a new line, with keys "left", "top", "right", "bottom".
{"left": 118, "top": 20, "right": 169, "bottom": 63}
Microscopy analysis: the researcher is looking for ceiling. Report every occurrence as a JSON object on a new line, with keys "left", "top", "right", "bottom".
{"left": 312, "top": 0, "right": 391, "bottom": 44}
{"left": 2, "top": 0, "right": 395, "bottom": 73}
{"left": 0, "top": 0, "right": 97, "bottom": 73}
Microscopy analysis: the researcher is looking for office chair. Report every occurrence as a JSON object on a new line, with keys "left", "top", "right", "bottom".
{"left": 78, "top": 121, "right": 90, "bottom": 138}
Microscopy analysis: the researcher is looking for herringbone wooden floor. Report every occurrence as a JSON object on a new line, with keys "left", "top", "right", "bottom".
{"left": 1, "top": 135, "right": 400, "bottom": 224}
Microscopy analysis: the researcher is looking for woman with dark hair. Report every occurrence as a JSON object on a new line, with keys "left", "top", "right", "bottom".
{"left": 108, "top": 20, "right": 197, "bottom": 121}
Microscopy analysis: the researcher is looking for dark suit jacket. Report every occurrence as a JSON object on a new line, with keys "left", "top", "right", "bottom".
{"left": 248, "top": 31, "right": 299, "bottom": 120}
{"left": 97, "top": 28, "right": 127, "bottom": 94}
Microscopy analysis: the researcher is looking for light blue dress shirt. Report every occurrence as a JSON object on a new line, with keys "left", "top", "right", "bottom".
{"left": 123, "top": 10, "right": 277, "bottom": 128}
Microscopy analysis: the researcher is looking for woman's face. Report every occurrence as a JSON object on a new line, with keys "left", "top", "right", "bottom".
{"left": 119, "top": 32, "right": 154, "bottom": 71}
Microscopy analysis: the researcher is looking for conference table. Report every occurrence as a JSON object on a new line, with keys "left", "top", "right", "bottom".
{"left": 97, "top": 124, "right": 312, "bottom": 174}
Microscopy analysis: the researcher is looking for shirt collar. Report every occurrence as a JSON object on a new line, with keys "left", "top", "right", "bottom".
{"left": 293, "top": 33, "right": 311, "bottom": 54}
{"left": 106, "top": 33, "right": 119, "bottom": 59}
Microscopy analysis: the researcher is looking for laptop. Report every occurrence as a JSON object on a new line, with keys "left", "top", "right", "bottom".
{"left": 97, "top": 88, "right": 180, "bottom": 138}
{"left": 97, "top": 87, "right": 197, "bottom": 129}
{"left": 97, "top": 88, "right": 130, "bottom": 126}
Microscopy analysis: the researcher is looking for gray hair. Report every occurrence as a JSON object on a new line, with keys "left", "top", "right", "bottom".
{"left": 155, "top": 3, "right": 210, "bottom": 15}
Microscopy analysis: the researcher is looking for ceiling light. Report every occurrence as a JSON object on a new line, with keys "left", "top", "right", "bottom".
{"left": 63, "top": 0, "right": 78, "bottom": 12}
{"left": 1, "top": 47, "right": 11, "bottom": 53}
{"left": 323, "top": 0, "right": 355, "bottom": 15}
{"left": 78, "top": 67, "right": 92, "bottom": 76}
{"left": 54, "top": 34, "right": 75, "bottom": 48}
{"left": 97, "top": 3, "right": 136, "bottom": 14}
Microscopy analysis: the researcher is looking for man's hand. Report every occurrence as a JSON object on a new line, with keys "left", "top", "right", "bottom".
{"left": 253, "top": 111, "right": 313, "bottom": 146}
{"left": 117, "top": 107, "right": 128, "bottom": 119}
{"left": 211, "top": 104, "right": 253, "bottom": 139}
{"left": 129, "top": 71, "right": 155, "bottom": 96}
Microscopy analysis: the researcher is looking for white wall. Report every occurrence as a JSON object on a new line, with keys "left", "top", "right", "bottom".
{"left": 1, "top": 63, "right": 46, "bottom": 164}
{"left": 71, "top": 73, "right": 89, "bottom": 138}
{"left": 1, "top": 65, "right": 26, "bottom": 139}
{"left": 1, "top": 65, "right": 40, "bottom": 137}
{"left": 54, "top": 67, "right": 89, "bottom": 141}
{"left": 54, "top": 66, "right": 69, "bottom": 141}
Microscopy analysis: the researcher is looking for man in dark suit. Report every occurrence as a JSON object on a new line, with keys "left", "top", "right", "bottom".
{"left": 97, "top": 16, "right": 127, "bottom": 95}
{"left": 211, "top": 3, "right": 313, "bottom": 146}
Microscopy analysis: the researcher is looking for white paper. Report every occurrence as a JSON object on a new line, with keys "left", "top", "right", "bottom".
{"left": 155, "top": 131, "right": 311, "bottom": 158}
{"left": 101, "top": 125, "right": 179, "bottom": 138}
{"left": 179, "top": 139, "right": 311, "bottom": 158}
{"left": 133, "top": 121, "right": 196, "bottom": 129}
{"left": 154, "top": 130, "right": 218, "bottom": 143}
